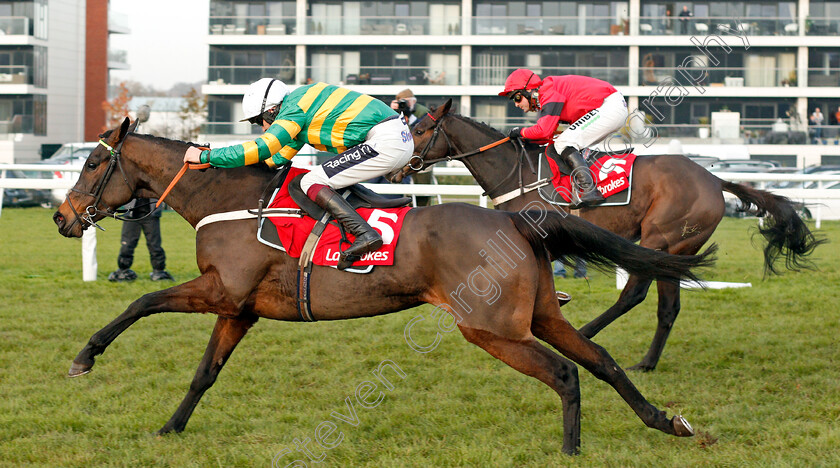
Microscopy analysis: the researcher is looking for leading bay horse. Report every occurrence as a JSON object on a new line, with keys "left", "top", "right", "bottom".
{"left": 53, "top": 118, "right": 714, "bottom": 455}
{"left": 397, "top": 99, "right": 823, "bottom": 371}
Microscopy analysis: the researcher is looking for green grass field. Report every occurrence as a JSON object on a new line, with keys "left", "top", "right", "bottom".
{"left": 1, "top": 207, "right": 839, "bottom": 467}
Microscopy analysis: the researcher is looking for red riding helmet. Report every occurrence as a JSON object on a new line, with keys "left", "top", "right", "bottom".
{"left": 498, "top": 68, "right": 543, "bottom": 97}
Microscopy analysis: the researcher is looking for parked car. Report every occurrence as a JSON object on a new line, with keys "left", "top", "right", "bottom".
{"left": 37, "top": 142, "right": 98, "bottom": 206}
{"left": 0, "top": 169, "right": 52, "bottom": 208}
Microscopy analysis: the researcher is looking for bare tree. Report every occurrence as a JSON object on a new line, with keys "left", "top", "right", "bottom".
{"left": 179, "top": 88, "right": 207, "bottom": 141}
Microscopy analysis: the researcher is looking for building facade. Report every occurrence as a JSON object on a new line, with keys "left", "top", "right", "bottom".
{"left": 200, "top": 0, "right": 840, "bottom": 167}
{"left": 0, "top": 0, "right": 127, "bottom": 163}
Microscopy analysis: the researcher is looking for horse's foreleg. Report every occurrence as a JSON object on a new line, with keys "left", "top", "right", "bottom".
{"left": 532, "top": 312, "right": 694, "bottom": 439}
{"left": 578, "top": 275, "right": 652, "bottom": 339}
{"left": 69, "top": 272, "right": 238, "bottom": 377}
{"left": 158, "top": 314, "right": 257, "bottom": 434}
{"left": 628, "top": 281, "right": 681, "bottom": 372}
{"left": 458, "top": 325, "right": 582, "bottom": 455}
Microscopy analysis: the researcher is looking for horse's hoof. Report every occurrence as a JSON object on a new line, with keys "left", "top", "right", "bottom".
{"left": 556, "top": 291, "right": 572, "bottom": 307}
{"left": 67, "top": 361, "right": 93, "bottom": 377}
{"left": 672, "top": 415, "right": 695, "bottom": 437}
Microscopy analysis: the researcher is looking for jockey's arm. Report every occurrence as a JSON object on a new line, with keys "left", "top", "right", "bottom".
{"left": 521, "top": 89, "right": 564, "bottom": 144}
{"left": 197, "top": 107, "right": 307, "bottom": 168}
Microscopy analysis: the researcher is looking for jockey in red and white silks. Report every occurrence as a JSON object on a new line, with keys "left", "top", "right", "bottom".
{"left": 499, "top": 69, "right": 629, "bottom": 208}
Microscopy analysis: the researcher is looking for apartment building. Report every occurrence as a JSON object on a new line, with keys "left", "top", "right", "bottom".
{"left": 201, "top": 0, "right": 840, "bottom": 167}
{"left": 0, "top": 0, "right": 127, "bottom": 163}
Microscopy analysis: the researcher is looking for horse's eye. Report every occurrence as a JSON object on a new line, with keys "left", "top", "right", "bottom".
{"left": 415, "top": 128, "right": 424, "bottom": 135}
{"left": 86, "top": 162, "right": 97, "bottom": 170}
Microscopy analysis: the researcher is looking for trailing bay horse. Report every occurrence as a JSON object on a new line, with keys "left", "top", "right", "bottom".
{"left": 397, "top": 99, "right": 823, "bottom": 371}
{"left": 53, "top": 118, "right": 715, "bottom": 455}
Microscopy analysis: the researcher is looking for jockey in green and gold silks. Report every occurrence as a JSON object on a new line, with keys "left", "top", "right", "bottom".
{"left": 184, "top": 78, "right": 414, "bottom": 271}
{"left": 197, "top": 82, "right": 398, "bottom": 168}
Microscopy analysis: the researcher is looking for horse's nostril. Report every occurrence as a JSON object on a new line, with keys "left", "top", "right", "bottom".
{"left": 53, "top": 211, "right": 65, "bottom": 227}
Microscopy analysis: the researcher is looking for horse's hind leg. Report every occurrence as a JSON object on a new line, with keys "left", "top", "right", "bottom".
{"left": 627, "top": 281, "right": 680, "bottom": 372}
{"left": 531, "top": 310, "right": 694, "bottom": 438}
{"left": 458, "top": 325, "right": 582, "bottom": 455}
{"left": 158, "top": 314, "right": 257, "bottom": 434}
{"left": 69, "top": 272, "right": 239, "bottom": 377}
{"left": 578, "top": 275, "right": 653, "bottom": 339}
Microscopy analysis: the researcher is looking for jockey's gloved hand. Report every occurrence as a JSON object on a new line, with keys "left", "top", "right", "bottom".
{"left": 508, "top": 127, "right": 522, "bottom": 139}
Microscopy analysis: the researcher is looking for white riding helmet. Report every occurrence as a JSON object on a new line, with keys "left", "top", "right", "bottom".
{"left": 240, "top": 78, "right": 290, "bottom": 121}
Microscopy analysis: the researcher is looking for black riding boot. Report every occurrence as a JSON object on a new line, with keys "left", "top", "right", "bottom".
{"left": 559, "top": 147, "right": 605, "bottom": 208}
{"left": 313, "top": 187, "right": 383, "bottom": 270}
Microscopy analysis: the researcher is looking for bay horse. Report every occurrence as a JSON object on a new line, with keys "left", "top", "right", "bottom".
{"left": 397, "top": 99, "right": 823, "bottom": 371}
{"left": 53, "top": 118, "right": 714, "bottom": 455}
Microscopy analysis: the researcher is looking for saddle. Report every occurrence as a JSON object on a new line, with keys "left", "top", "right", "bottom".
{"left": 546, "top": 146, "right": 635, "bottom": 175}
{"left": 287, "top": 174, "right": 411, "bottom": 218}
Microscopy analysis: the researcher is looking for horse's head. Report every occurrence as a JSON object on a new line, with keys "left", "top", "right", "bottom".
{"left": 53, "top": 117, "right": 140, "bottom": 237}
{"left": 390, "top": 98, "right": 453, "bottom": 183}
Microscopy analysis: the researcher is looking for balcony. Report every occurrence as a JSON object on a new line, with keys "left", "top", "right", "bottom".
{"left": 639, "top": 67, "right": 797, "bottom": 87}
{"left": 0, "top": 115, "right": 33, "bottom": 134}
{"left": 473, "top": 66, "right": 629, "bottom": 86}
{"left": 808, "top": 68, "right": 840, "bottom": 87}
{"left": 805, "top": 17, "right": 840, "bottom": 36}
{"left": 209, "top": 16, "right": 296, "bottom": 35}
{"left": 0, "top": 17, "right": 31, "bottom": 36}
{"left": 307, "top": 65, "right": 458, "bottom": 87}
{"left": 473, "top": 16, "right": 628, "bottom": 36}
{"left": 307, "top": 16, "right": 460, "bottom": 35}
{"left": 638, "top": 16, "right": 800, "bottom": 36}
{"left": 209, "top": 65, "right": 296, "bottom": 85}
{"left": 0, "top": 66, "right": 32, "bottom": 85}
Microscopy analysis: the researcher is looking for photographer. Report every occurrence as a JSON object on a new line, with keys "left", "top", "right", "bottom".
{"left": 390, "top": 89, "right": 429, "bottom": 126}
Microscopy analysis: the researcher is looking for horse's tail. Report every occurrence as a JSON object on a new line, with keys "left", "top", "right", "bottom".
{"left": 720, "top": 180, "right": 826, "bottom": 274}
{"left": 511, "top": 211, "right": 716, "bottom": 284}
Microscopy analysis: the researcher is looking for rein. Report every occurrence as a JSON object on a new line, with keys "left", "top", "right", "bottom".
{"left": 409, "top": 113, "right": 550, "bottom": 204}
{"left": 64, "top": 130, "right": 210, "bottom": 232}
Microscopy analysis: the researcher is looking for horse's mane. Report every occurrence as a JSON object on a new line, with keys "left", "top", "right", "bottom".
{"left": 116, "top": 132, "right": 277, "bottom": 174}
{"left": 452, "top": 113, "right": 506, "bottom": 139}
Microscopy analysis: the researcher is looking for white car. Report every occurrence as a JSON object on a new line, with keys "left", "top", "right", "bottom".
{"left": 39, "top": 142, "right": 98, "bottom": 206}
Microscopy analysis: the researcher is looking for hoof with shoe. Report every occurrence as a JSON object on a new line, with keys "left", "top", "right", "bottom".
{"left": 672, "top": 415, "right": 695, "bottom": 437}
{"left": 556, "top": 290, "right": 572, "bottom": 307}
{"left": 68, "top": 361, "right": 93, "bottom": 377}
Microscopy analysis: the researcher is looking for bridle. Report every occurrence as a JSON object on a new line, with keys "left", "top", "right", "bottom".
{"left": 408, "top": 113, "right": 550, "bottom": 205}
{"left": 63, "top": 123, "right": 206, "bottom": 233}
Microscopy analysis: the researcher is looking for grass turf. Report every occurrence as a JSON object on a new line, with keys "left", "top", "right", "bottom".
{"left": 1, "top": 207, "right": 838, "bottom": 467}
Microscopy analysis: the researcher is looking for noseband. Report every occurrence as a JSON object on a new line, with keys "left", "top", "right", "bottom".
{"left": 63, "top": 132, "right": 152, "bottom": 232}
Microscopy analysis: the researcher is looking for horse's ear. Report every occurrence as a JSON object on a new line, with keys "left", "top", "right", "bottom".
{"left": 127, "top": 118, "right": 140, "bottom": 134}
{"left": 442, "top": 98, "right": 452, "bottom": 115}
{"left": 116, "top": 117, "right": 131, "bottom": 142}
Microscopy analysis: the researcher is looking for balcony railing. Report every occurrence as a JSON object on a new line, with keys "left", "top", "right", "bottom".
{"left": 307, "top": 16, "right": 461, "bottom": 35}
{"left": 0, "top": 115, "right": 34, "bottom": 134}
{"left": 209, "top": 16, "right": 296, "bottom": 35}
{"left": 209, "top": 65, "right": 296, "bottom": 85}
{"left": 639, "top": 67, "right": 797, "bottom": 87}
{"left": 307, "top": 65, "right": 459, "bottom": 86}
{"left": 805, "top": 17, "right": 840, "bottom": 36}
{"left": 0, "top": 66, "right": 32, "bottom": 85}
{"left": 473, "top": 66, "right": 629, "bottom": 86}
{"left": 638, "top": 16, "right": 799, "bottom": 36}
{"left": 473, "top": 16, "right": 628, "bottom": 36}
{"left": 0, "top": 17, "right": 31, "bottom": 35}
{"left": 808, "top": 68, "right": 840, "bottom": 87}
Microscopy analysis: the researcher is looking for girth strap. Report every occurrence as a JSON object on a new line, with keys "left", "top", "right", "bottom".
{"left": 296, "top": 211, "right": 331, "bottom": 322}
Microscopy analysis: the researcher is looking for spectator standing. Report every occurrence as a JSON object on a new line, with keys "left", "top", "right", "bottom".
{"left": 678, "top": 6, "right": 693, "bottom": 34}
{"left": 554, "top": 258, "right": 588, "bottom": 279}
{"left": 810, "top": 107, "right": 825, "bottom": 143}
{"left": 108, "top": 199, "right": 174, "bottom": 282}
